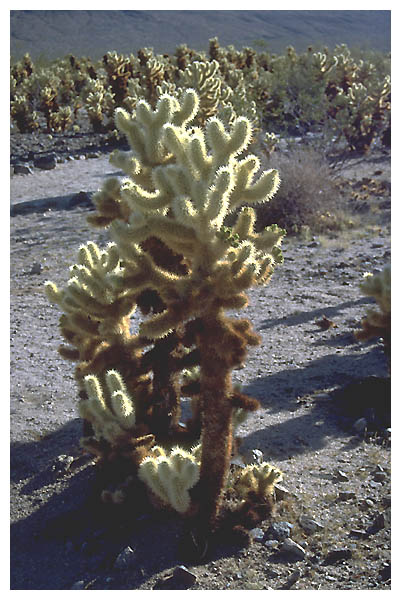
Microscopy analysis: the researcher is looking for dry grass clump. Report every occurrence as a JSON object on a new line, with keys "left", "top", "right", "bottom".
{"left": 256, "top": 146, "right": 351, "bottom": 235}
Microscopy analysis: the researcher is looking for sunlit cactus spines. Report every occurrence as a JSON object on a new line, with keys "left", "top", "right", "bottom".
{"left": 356, "top": 265, "right": 391, "bottom": 363}
{"left": 44, "top": 87, "right": 285, "bottom": 535}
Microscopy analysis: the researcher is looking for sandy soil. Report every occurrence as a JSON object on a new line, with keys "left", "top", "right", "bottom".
{"left": 10, "top": 147, "right": 391, "bottom": 590}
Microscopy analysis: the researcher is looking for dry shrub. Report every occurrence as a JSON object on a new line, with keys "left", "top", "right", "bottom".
{"left": 256, "top": 146, "right": 349, "bottom": 235}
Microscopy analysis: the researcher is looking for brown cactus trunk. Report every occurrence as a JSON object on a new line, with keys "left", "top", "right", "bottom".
{"left": 196, "top": 312, "right": 234, "bottom": 529}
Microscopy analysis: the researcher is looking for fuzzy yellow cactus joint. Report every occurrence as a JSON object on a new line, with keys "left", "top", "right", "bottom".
{"left": 356, "top": 265, "right": 391, "bottom": 359}
{"left": 234, "top": 462, "right": 283, "bottom": 501}
{"left": 138, "top": 445, "right": 200, "bottom": 513}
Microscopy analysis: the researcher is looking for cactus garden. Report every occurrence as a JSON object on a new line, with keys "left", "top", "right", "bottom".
{"left": 11, "top": 15, "right": 390, "bottom": 591}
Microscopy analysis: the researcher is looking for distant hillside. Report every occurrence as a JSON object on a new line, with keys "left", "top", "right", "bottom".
{"left": 10, "top": 10, "right": 391, "bottom": 62}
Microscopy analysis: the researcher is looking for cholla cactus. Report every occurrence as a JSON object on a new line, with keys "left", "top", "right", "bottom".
{"left": 356, "top": 265, "right": 391, "bottom": 362}
{"left": 234, "top": 462, "right": 283, "bottom": 501}
{"left": 138, "top": 445, "right": 200, "bottom": 513}
{"left": 11, "top": 93, "right": 39, "bottom": 132}
{"left": 45, "top": 88, "right": 284, "bottom": 530}
{"left": 80, "top": 369, "right": 137, "bottom": 444}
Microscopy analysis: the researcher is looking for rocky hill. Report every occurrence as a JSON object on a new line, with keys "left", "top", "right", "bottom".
{"left": 11, "top": 9, "right": 391, "bottom": 62}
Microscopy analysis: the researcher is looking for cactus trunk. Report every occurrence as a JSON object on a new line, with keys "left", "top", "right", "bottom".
{"left": 197, "top": 313, "right": 234, "bottom": 528}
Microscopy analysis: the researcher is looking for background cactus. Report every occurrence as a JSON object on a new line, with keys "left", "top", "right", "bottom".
{"left": 11, "top": 40, "right": 390, "bottom": 153}
{"left": 356, "top": 265, "right": 391, "bottom": 363}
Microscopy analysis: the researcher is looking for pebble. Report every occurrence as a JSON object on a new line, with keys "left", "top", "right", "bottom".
{"left": 324, "top": 548, "right": 353, "bottom": 565}
{"left": 281, "top": 538, "right": 306, "bottom": 560}
{"left": 298, "top": 515, "right": 324, "bottom": 535}
{"left": 338, "top": 491, "right": 356, "bottom": 501}
{"left": 29, "top": 262, "right": 43, "bottom": 275}
{"left": 266, "top": 521, "right": 294, "bottom": 541}
{"left": 113, "top": 546, "right": 136, "bottom": 570}
{"left": 70, "top": 580, "right": 86, "bottom": 589}
{"left": 264, "top": 539, "right": 279, "bottom": 550}
{"left": 353, "top": 417, "right": 368, "bottom": 432}
{"left": 52, "top": 454, "right": 74, "bottom": 473}
{"left": 249, "top": 527, "right": 265, "bottom": 542}
{"left": 281, "top": 568, "right": 301, "bottom": 589}
{"left": 13, "top": 163, "right": 33, "bottom": 175}
{"left": 33, "top": 153, "right": 57, "bottom": 170}
{"left": 172, "top": 565, "right": 197, "bottom": 587}
{"left": 68, "top": 190, "right": 92, "bottom": 209}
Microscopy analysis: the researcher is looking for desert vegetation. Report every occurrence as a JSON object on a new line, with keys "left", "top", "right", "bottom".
{"left": 10, "top": 35, "right": 391, "bottom": 587}
{"left": 11, "top": 38, "right": 390, "bottom": 155}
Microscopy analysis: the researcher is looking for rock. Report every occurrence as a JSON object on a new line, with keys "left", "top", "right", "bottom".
{"left": 264, "top": 540, "right": 279, "bottom": 550}
{"left": 172, "top": 565, "right": 197, "bottom": 586}
{"left": 353, "top": 417, "right": 368, "bottom": 432}
{"left": 267, "top": 521, "right": 294, "bottom": 541}
{"left": 281, "top": 538, "right": 306, "bottom": 560}
{"left": 70, "top": 580, "right": 86, "bottom": 589}
{"left": 52, "top": 454, "right": 74, "bottom": 473}
{"left": 33, "top": 153, "right": 57, "bottom": 170}
{"left": 379, "top": 563, "right": 391, "bottom": 581}
{"left": 68, "top": 191, "right": 93, "bottom": 209}
{"left": 154, "top": 566, "right": 197, "bottom": 589}
{"left": 113, "top": 546, "right": 136, "bottom": 570}
{"left": 243, "top": 448, "right": 264, "bottom": 464}
{"left": 249, "top": 528, "right": 265, "bottom": 542}
{"left": 13, "top": 163, "right": 33, "bottom": 175}
{"left": 338, "top": 491, "right": 356, "bottom": 502}
{"left": 29, "top": 262, "right": 43, "bottom": 275}
{"left": 273, "top": 483, "right": 293, "bottom": 501}
{"left": 334, "top": 469, "right": 349, "bottom": 482}
{"left": 280, "top": 568, "right": 301, "bottom": 589}
{"left": 323, "top": 548, "right": 353, "bottom": 565}
{"left": 298, "top": 515, "right": 324, "bottom": 535}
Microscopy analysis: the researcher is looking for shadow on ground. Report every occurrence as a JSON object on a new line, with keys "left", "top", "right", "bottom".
{"left": 239, "top": 344, "right": 388, "bottom": 460}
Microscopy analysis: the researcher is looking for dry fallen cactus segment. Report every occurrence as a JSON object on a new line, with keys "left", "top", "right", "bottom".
{"left": 45, "top": 88, "right": 285, "bottom": 532}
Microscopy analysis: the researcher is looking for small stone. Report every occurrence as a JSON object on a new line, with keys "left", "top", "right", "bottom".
{"left": 273, "top": 483, "right": 292, "bottom": 501}
{"left": 86, "top": 151, "right": 101, "bottom": 159}
{"left": 70, "top": 581, "right": 86, "bottom": 589}
{"left": 29, "top": 262, "right": 43, "bottom": 275}
{"left": 324, "top": 548, "right": 353, "bottom": 565}
{"left": 338, "top": 491, "right": 356, "bottom": 501}
{"left": 68, "top": 191, "right": 92, "bottom": 209}
{"left": 172, "top": 565, "right": 197, "bottom": 587}
{"left": 113, "top": 546, "right": 135, "bottom": 570}
{"left": 52, "top": 454, "right": 74, "bottom": 472}
{"left": 14, "top": 163, "right": 33, "bottom": 175}
{"left": 281, "top": 568, "right": 301, "bottom": 589}
{"left": 249, "top": 528, "right": 265, "bottom": 542}
{"left": 281, "top": 538, "right": 306, "bottom": 560}
{"left": 267, "top": 521, "right": 293, "bottom": 541}
{"left": 34, "top": 153, "right": 57, "bottom": 170}
{"left": 353, "top": 417, "right": 368, "bottom": 432}
{"left": 335, "top": 469, "right": 349, "bottom": 482}
{"left": 298, "top": 515, "right": 324, "bottom": 535}
{"left": 379, "top": 563, "right": 391, "bottom": 581}
{"left": 264, "top": 540, "right": 279, "bottom": 550}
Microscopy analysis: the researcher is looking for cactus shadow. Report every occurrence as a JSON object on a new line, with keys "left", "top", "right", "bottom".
{"left": 10, "top": 194, "right": 94, "bottom": 217}
{"left": 259, "top": 297, "right": 373, "bottom": 330}
{"left": 10, "top": 420, "right": 246, "bottom": 589}
{"left": 10, "top": 418, "right": 86, "bottom": 490}
{"left": 239, "top": 345, "right": 388, "bottom": 461}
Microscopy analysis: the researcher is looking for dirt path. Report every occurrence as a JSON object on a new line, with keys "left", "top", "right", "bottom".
{"left": 10, "top": 152, "right": 391, "bottom": 590}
